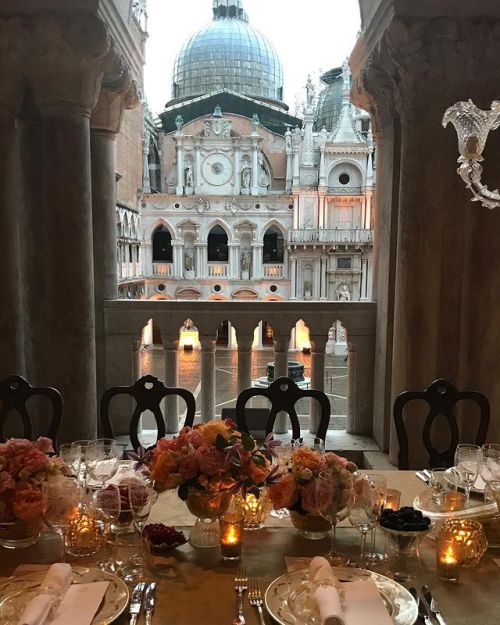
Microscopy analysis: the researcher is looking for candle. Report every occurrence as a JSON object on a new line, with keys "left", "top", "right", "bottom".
{"left": 220, "top": 513, "right": 243, "bottom": 561}
{"left": 436, "top": 536, "right": 461, "bottom": 583}
{"left": 441, "top": 491, "right": 466, "bottom": 512}
{"left": 384, "top": 489, "right": 401, "bottom": 511}
{"left": 66, "top": 506, "right": 103, "bottom": 557}
{"left": 442, "top": 519, "right": 488, "bottom": 567}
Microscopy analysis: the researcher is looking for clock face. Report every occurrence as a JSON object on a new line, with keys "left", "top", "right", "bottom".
{"left": 201, "top": 153, "right": 233, "bottom": 186}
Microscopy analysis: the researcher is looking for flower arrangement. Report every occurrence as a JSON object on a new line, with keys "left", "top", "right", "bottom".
{"left": 268, "top": 447, "right": 357, "bottom": 516}
{"left": 0, "top": 437, "right": 70, "bottom": 523}
{"left": 149, "top": 419, "right": 276, "bottom": 500}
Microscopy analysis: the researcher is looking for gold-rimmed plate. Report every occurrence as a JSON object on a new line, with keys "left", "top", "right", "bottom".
{"left": 0, "top": 567, "right": 129, "bottom": 625}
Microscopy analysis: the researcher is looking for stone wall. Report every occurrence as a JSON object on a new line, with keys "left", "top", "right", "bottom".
{"left": 116, "top": 102, "right": 144, "bottom": 208}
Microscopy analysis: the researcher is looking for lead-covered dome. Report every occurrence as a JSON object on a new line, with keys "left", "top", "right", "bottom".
{"left": 314, "top": 67, "right": 344, "bottom": 132}
{"left": 171, "top": 1, "right": 284, "bottom": 106}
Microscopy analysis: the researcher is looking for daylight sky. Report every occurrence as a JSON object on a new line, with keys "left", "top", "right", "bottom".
{"left": 144, "top": 0, "right": 361, "bottom": 115}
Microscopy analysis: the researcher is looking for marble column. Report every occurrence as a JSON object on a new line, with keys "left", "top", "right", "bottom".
{"left": 175, "top": 136, "right": 184, "bottom": 196}
{"left": 142, "top": 126, "right": 151, "bottom": 193}
{"left": 163, "top": 335, "right": 180, "bottom": 433}
{"left": 0, "top": 19, "right": 25, "bottom": 379}
{"left": 292, "top": 148, "right": 300, "bottom": 187}
{"left": 172, "top": 240, "right": 183, "bottom": 278}
{"left": 310, "top": 335, "right": 327, "bottom": 435}
{"left": 200, "top": 335, "right": 216, "bottom": 422}
{"left": 320, "top": 255, "right": 328, "bottom": 300}
{"left": 251, "top": 141, "right": 259, "bottom": 195}
{"left": 228, "top": 242, "right": 239, "bottom": 279}
{"left": 233, "top": 140, "right": 241, "bottom": 195}
{"left": 273, "top": 335, "right": 290, "bottom": 433}
{"left": 194, "top": 140, "right": 202, "bottom": 194}
{"left": 30, "top": 14, "right": 111, "bottom": 442}
{"left": 346, "top": 332, "right": 375, "bottom": 436}
{"left": 285, "top": 136, "right": 293, "bottom": 193}
{"left": 237, "top": 334, "right": 254, "bottom": 393}
{"left": 313, "top": 259, "right": 321, "bottom": 300}
{"left": 196, "top": 242, "right": 208, "bottom": 278}
{"left": 290, "top": 256, "right": 297, "bottom": 299}
{"left": 319, "top": 145, "right": 327, "bottom": 187}
{"left": 91, "top": 60, "right": 139, "bottom": 413}
{"left": 251, "top": 243, "right": 263, "bottom": 279}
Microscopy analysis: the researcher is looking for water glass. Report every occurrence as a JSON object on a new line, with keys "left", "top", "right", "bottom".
{"left": 59, "top": 443, "right": 82, "bottom": 481}
{"left": 86, "top": 439, "right": 120, "bottom": 487}
{"left": 93, "top": 485, "right": 121, "bottom": 570}
{"left": 42, "top": 477, "right": 80, "bottom": 560}
{"left": 70, "top": 440, "right": 92, "bottom": 488}
{"left": 454, "top": 444, "right": 481, "bottom": 502}
{"left": 119, "top": 483, "right": 154, "bottom": 582}
{"left": 429, "top": 468, "right": 456, "bottom": 506}
{"left": 348, "top": 475, "right": 376, "bottom": 568}
{"left": 270, "top": 443, "right": 293, "bottom": 519}
{"left": 364, "top": 474, "right": 387, "bottom": 565}
{"left": 481, "top": 444, "right": 500, "bottom": 486}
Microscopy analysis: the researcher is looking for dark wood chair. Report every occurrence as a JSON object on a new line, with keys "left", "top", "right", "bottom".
{"left": 393, "top": 378, "right": 490, "bottom": 469}
{"left": 100, "top": 374, "right": 196, "bottom": 452}
{"left": 235, "top": 376, "right": 331, "bottom": 441}
{"left": 0, "top": 375, "right": 62, "bottom": 447}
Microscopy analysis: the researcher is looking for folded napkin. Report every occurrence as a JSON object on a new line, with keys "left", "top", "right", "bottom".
{"left": 309, "top": 557, "right": 345, "bottom": 625}
{"left": 49, "top": 582, "right": 109, "bottom": 625}
{"left": 18, "top": 564, "right": 73, "bottom": 625}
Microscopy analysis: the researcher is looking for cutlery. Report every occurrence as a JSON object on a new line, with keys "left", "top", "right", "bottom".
{"left": 422, "top": 585, "right": 447, "bottom": 625}
{"left": 422, "top": 469, "right": 433, "bottom": 482}
{"left": 143, "top": 582, "right": 157, "bottom": 625}
{"left": 128, "top": 582, "right": 145, "bottom": 625}
{"left": 416, "top": 471, "right": 430, "bottom": 486}
{"left": 233, "top": 569, "right": 248, "bottom": 625}
{"left": 248, "top": 578, "right": 266, "bottom": 625}
{"left": 408, "top": 588, "right": 424, "bottom": 624}
{"left": 417, "top": 588, "right": 435, "bottom": 625}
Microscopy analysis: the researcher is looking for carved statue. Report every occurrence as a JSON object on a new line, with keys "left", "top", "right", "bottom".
{"left": 305, "top": 75, "right": 315, "bottom": 106}
{"left": 184, "top": 164, "right": 193, "bottom": 187}
{"left": 241, "top": 166, "right": 251, "bottom": 189}
{"left": 285, "top": 129, "right": 292, "bottom": 151}
{"left": 338, "top": 284, "right": 351, "bottom": 301}
{"left": 175, "top": 115, "right": 184, "bottom": 131}
{"left": 292, "top": 126, "right": 302, "bottom": 147}
{"left": 304, "top": 280, "right": 312, "bottom": 294}
{"left": 251, "top": 113, "right": 260, "bottom": 133}
{"left": 184, "top": 250, "right": 194, "bottom": 272}
{"left": 240, "top": 249, "right": 251, "bottom": 272}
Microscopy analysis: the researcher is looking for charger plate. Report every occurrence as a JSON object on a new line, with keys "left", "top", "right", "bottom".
{"left": 265, "top": 567, "right": 418, "bottom": 625}
{"left": 413, "top": 488, "right": 497, "bottom": 521}
{"left": 0, "top": 567, "right": 129, "bottom": 625}
{"left": 443, "top": 467, "right": 486, "bottom": 494}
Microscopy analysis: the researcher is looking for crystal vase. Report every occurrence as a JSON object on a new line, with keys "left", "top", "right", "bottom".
{"left": 289, "top": 511, "right": 331, "bottom": 540}
{"left": 0, "top": 519, "right": 43, "bottom": 549}
{"left": 185, "top": 489, "right": 231, "bottom": 548}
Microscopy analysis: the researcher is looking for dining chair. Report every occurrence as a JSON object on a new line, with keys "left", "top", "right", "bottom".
{"left": 393, "top": 378, "right": 490, "bottom": 469}
{"left": 235, "top": 376, "right": 331, "bottom": 441}
{"left": 0, "top": 374, "right": 63, "bottom": 447}
{"left": 100, "top": 374, "right": 196, "bottom": 452}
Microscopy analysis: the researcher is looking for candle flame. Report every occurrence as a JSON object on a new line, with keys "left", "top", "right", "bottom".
{"left": 223, "top": 525, "right": 239, "bottom": 545}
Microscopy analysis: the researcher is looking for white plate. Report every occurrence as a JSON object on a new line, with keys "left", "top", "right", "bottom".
{"left": 0, "top": 567, "right": 129, "bottom": 625}
{"left": 265, "top": 567, "right": 418, "bottom": 625}
{"left": 444, "top": 467, "right": 486, "bottom": 494}
{"left": 413, "top": 488, "right": 498, "bottom": 521}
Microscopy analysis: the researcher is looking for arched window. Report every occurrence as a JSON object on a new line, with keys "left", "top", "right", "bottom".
{"left": 263, "top": 226, "right": 284, "bottom": 263}
{"left": 208, "top": 225, "right": 228, "bottom": 262}
{"left": 152, "top": 225, "right": 173, "bottom": 262}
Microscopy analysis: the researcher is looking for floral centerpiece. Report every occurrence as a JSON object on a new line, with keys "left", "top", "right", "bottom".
{"left": 269, "top": 447, "right": 357, "bottom": 539}
{"left": 149, "top": 419, "right": 276, "bottom": 547}
{"left": 0, "top": 437, "right": 70, "bottom": 548}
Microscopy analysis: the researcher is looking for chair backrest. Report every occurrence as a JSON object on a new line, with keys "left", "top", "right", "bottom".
{"left": 0, "top": 374, "right": 62, "bottom": 447}
{"left": 393, "top": 378, "right": 490, "bottom": 469}
{"left": 235, "top": 376, "right": 331, "bottom": 441}
{"left": 100, "top": 374, "right": 196, "bottom": 452}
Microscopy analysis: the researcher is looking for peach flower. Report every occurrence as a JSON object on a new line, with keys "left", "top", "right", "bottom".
{"left": 179, "top": 456, "right": 199, "bottom": 480}
{"left": 269, "top": 473, "right": 297, "bottom": 509}
{"left": 291, "top": 448, "right": 324, "bottom": 475}
{"left": 150, "top": 450, "right": 178, "bottom": 483}
{"left": 194, "top": 444, "right": 226, "bottom": 476}
{"left": 199, "top": 420, "right": 234, "bottom": 446}
{"left": 12, "top": 486, "right": 44, "bottom": 521}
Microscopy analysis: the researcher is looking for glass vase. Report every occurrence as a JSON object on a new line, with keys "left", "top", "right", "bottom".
{"left": 289, "top": 511, "right": 331, "bottom": 540}
{"left": 0, "top": 519, "right": 43, "bottom": 549}
{"left": 185, "top": 489, "right": 231, "bottom": 548}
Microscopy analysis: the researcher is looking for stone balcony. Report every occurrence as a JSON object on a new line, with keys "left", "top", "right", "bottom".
{"left": 153, "top": 262, "right": 173, "bottom": 277}
{"left": 289, "top": 229, "right": 374, "bottom": 245}
{"left": 104, "top": 299, "right": 376, "bottom": 437}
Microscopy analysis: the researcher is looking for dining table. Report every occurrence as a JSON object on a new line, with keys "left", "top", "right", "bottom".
{"left": 1, "top": 470, "right": 499, "bottom": 625}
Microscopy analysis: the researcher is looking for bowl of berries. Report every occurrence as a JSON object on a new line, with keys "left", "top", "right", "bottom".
{"left": 144, "top": 523, "right": 187, "bottom": 553}
{"left": 378, "top": 506, "right": 433, "bottom": 582}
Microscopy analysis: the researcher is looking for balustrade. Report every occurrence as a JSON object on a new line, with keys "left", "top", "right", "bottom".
{"left": 289, "top": 229, "right": 373, "bottom": 245}
{"left": 263, "top": 264, "right": 285, "bottom": 279}
{"left": 104, "top": 300, "right": 376, "bottom": 437}
{"left": 153, "top": 262, "right": 172, "bottom": 277}
{"left": 208, "top": 263, "right": 228, "bottom": 278}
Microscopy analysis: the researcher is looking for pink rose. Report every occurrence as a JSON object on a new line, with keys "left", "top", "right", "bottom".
{"left": 194, "top": 444, "right": 226, "bottom": 477}
{"left": 19, "top": 449, "right": 49, "bottom": 475}
{"left": 35, "top": 437, "right": 54, "bottom": 453}
{"left": 179, "top": 456, "right": 199, "bottom": 480}
{"left": 0, "top": 471, "right": 15, "bottom": 494}
{"left": 188, "top": 429, "right": 203, "bottom": 449}
{"left": 5, "top": 439, "right": 33, "bottom": 456}
{"left": 300, "top": 478, "right": 334, "bottom": 514}
{"left": 269, "top": 473, "right": 297, "bottom": 509}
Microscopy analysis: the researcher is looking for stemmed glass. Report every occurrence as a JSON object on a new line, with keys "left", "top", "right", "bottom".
{"left": 119, "top": 483, "right": 154, "bottom": 582}
{"left": 292, "top": 437, "right": 325, "bottom": 454}
{"left": 364, "top": 474, "right": 387, "bottom": 566}
{"left": 70, "top": 440, "right": 92, "bottom": 489}
{"left": 93, "top": 485, "right": 121, "bottom": 571}
{"left": 59, "top": 443, "right": 82, "bottom": 481}
{"left": 42, "top": 478, "right": 80, "bottom": 561}
{"left": 313, "top": 470, "right": 353, "bottom": 566}
{"left": 348, "top": 474, "right": 377, "bottom": 568}
{"left": 455, "top": 444, "right": 482, "bottom": 503}
{"left": 481, "top": 444, "right": 500, "bottom": 502}
{"left": 86, "top": 439, "right": 120, "bottom": 488}
{"left": 270, "top": 443, "right": 293, "bottom": 519}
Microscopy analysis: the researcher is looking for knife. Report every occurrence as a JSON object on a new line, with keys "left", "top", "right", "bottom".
{"left": 129, "top": 582, "right": 146, "bottom": 625}
{"left": 408, "top": 588, "right": 423, "bottom": 624}
{"left": 422, "top": 585, "right": 447, "bottom": 625}
{"left": 417, "top": 588, "right": 435, "bottom": 625}
{"left": 143, "top": 582, "right": 157, "bottom": 625}
{"left": 416, "top": 471, "right": 430, "bottom": 486}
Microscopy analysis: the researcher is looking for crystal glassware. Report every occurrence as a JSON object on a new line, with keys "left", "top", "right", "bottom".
{"left": 93, "top": 485, "right": 122, "bottom": 571}
{"left": 454, "top": 444, "right": 482, "bottom": 503}
{"left": 348, "top": 474, "right": 377, "bottom": 568}
{"left": 59, "top": 443, "right": 82, "bottom": 481}
{"left": 119, "top": 483, "right": 154, "bottom": 581}
{"left": 364, "top": 474, "right": 387, "bottom": 566}
{"left": 85, "top": 438, "right": 120, "bottom": 488}
{"left": 270, "top": 443, "right": 293, "bottom": 519}
{"left": 481, "top": 444, "right": 500, "bottom": 499}
{"left": 42, "top": 477, "right": 81, "bottom": 560}
{"left": 70, "top": 440, "right": 92, "bottom": 489}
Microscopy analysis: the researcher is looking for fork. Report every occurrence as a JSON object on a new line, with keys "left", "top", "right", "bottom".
{"left": 233, "top": 569, "right": 248, "bottom": 625}
{"left": 422, "top": 585, "right": 447, "bottom": 625}
{"left": 248, "top": 578, "right": 266, "bottom": 625}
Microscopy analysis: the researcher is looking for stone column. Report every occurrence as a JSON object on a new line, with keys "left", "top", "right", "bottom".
{"left": 194, "top": 139, "right": 202, "bottom": 194}
{"left": 292, "top": 148, "right": 300, "bottom": 187}
{"left": 346, "top": 332, "right": 375, "bottom": 436}
{"left": 273, "top": 335, "right": 290, "bottom": 433}
{"left": 30, "top": 14, "right": 111, "bottom": 442}
{"left": 251, "top": 140, "right": 259, "bottom": 195}
{"left": 91, "top": 59, "right": 139, "bottom": 413}
{"left": 237, "top": 334, "right": 254, "bottom": 393}
{"left": 0, "top": 19, "right": 25, "bottom": 379}
{"left": 313, "top": 259, "right": 321, "bottom": 300}
{"left": 196, "top": 242, "right": 208, "bottom": 278}
{"left": 233, "top": 140, "right": 241, "bottom": 195}
{"left": 310, "top": 335, "right": 327, "bottom": 435}
{"left": 200, "top": 335, "right": 216, "bottom": 422}
{"left": 172, "top": 240, "right": 183, "bottom": 278}
{"left": 228, "top": 242, "right": 239, "bottom": 279}
{"left": 290, "top": 256, "right": 297, "bottom": 299}
{"left": 251, "top": 243, "right": 263, "bottom": 279}
{"left": 319, "top": 145, "right": 327, "bottom": 187}
{"left": 142, "top": 125, "right": 151, "bottom": 193}
{"left": 285, "top": 137, "right": 293, "bottom": 193}
{"left": 320, "top": 255, "right": 328, "bottom": 300}
{"left": 175, "top": 135, "right": 184, "bottom": 195}
{"left": 163, "top": 335, "right": 180, "bottom": 433}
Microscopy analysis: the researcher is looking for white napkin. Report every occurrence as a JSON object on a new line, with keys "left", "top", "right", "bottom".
{"left": 49, "top": 582, "right": 109, "bottom": 625}
{"left": 309, "top": 557, "right": 345, "bottom": 625}
{"left": 18, "top": 564, "right": 73, "bottom": 625}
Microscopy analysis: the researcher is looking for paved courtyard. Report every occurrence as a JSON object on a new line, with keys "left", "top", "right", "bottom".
{"left": 140, "top": 347, "right": 348, "bottom": 429}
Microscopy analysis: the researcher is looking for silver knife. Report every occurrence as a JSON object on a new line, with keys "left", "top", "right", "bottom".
{"left": 129, "top": 582, "right": 146, "bottom": 625}
{"left": 422, "top": 585, "right": 447, "bottom": 625}
{"left": 143, "top": 582, "right": 157, "bottom": 625}
{"left": 416, "top": 471, "right": 430, "bottom": 486}
{"left": 417, "top": 589, "right": 434, "bottom": 625}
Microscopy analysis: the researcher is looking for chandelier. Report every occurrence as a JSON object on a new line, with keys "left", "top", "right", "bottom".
{"left": 443, "top": 100, "right": 500, "bottom": 209}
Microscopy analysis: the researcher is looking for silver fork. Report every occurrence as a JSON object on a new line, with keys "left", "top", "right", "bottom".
{"left": 248, "top": 578, "right": 266, "bottom": 625}
{"left": 233, "top": 569, "right": 248, "bottom": 625}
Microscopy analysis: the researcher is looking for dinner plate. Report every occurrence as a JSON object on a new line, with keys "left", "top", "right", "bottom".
{"left": 265, "top": 567, "right": 418, "bottom": 625}
{"left": 413, "top": 488, "right": 498, "bottom": 521}
{"left": 0, "top": 567, "right": 129, "bottom": 625}
{"left": 443, "top": 467, "right": 486, "bottom": 494}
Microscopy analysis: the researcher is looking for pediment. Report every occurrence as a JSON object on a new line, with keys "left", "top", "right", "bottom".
{"left": 176, "top": 287, "right": 201, "bottom": 300}
{"left": 232, "top": 288, "right": 259, "bottom": 300}
{"left": 177, "top": 219, "right": 199, "bottom": 231}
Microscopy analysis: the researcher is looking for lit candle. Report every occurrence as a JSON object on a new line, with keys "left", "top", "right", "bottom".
{"left": 66, "top": 507, "right": 103, "bottom": 558}
{"left": 436, "top": 537, "right": 461, "bottom": 583}
{"left": 441, "top": 491, "right": 466, "bottom": 512}
{"left": 220, "top": 513, "right": 243, "bottom": 561}
{"left": 384, "top": 489, "right": 401, "bottom": 511}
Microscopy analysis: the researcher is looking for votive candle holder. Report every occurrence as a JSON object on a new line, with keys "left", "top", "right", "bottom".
{"left": 384, "top": 489, "right": 401, "bottom": 511}
{"left": 220, "top": 512, "right": 243, "bottom": 561}
{"left": 436, "top": 535, "right": 461, "bottom": 583}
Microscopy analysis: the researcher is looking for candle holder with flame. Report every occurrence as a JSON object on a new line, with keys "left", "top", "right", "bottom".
{"left": 220, "top": 510, "right": 244, "bottom": 561}
{"left": 384, "top": 489, "right": 401, "bottom": 511}
{"left": 236, "top": 488, "right": 273, "bottom": 531}
{"left": 436, "top": 534, "right": 461, "bottom": 583}
{"left": 440, "top": 519, "right": 488, "bottom": 568}
{"left": 66, "top": 503, "right": 103, "bottom": 558}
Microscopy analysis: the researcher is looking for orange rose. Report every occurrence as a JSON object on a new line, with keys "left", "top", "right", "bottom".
{"left": 199, "top": 420, "right": 235, "bottom": 446}
{"left": 269, "top": 473, "right": 297, "bottom": 509}
{"left": 150, "top": 450, "right": 178, "bottom": 486}
{"left": 291, "top": 447, "right": 324, "bottom": 475}
{"left": 12, "top": 486, "right": 44, "bottom": 521}
{"left": 249, "top": 459, "right": 270, "bottom": 485}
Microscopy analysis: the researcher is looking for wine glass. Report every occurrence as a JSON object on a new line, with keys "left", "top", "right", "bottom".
{"left": 313, "top": 470, "right": 353, "bottom": 566}
{"left": 70, "top": 439, "right": 92, "bottom": 488}
{"left": 481, "top": 444, "right": 500, "bottom": 502}
{"left": 270, "top": 443, "right": 293, "bottom": 519}
{"left": 59, "top": 443, "right": 82, "bottom": 481}
{"left": 455, "top": 444, "right": 482, "bottom": 503}
{"left": 364, "top": 474, "right": 387, "bottom": 566}
{"left": 292, "top": 437, "right": 325, "bottom": 454}
{"left": 348, "top": 474, "right": 376, "bottom": 568}
{"left": 119, "top": 483, "right": 154, "bottom": 582}
{"left": 42, "top": 477, "right": 80, "bottom": 561}
{"left": 93, "top": 485, "right": 121, "bottom": 572}
{"left": 86, "top": 439, "right": 120, "bottom": 488}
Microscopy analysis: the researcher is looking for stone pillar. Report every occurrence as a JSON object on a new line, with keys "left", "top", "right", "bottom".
{"left": 253, "top": 321, "right": 263, "bottom": 349}
{"left": 175, "top": 136, "right": 184, "bottom": 195}
{"left": 163, "top": 335, "right": 180, "bottom": 433}
{"left": 200, "top": 335, "right": 216, "bottom": 422}
{"left": 142, "top": 125, "right": 151, "bottom": 193}
{"left": 319, "top": 145, "right": 327, "bottom": 187}
{"left": 172, "top": 240, "right": 183, "bottom": 278}
{"left": 196, "top": 242, "right": 208, "bottom": 278}
{"left": 0, "top": 19, "right": 25, "bottom": 379}
{"left": 290, "top": 256, "right": 297, "bottom": 299}
{"left": 228, "top": 242, "right": 239, "bottom": 279}
{"left": 313, "top": 259, "right": 321, "bottom": 300}
{"left": 237, "top": 334, "right": 254, "bottom": 394}
{"left": 233, "top": 140, "right": 241, "bottom": 195}
{"left": 273, "top": 335, "right": 290, "bottom": 433}
{"left": 292, "top": 148, "right": 300, "bottom": 187}
{"left": 320, "top": 255, "right": 328, "bottom": 300}
{"left": 194, "top": 139, "right": 202, "bottom": 193}
{"left": 251, "top": 243, "right": 263, "bottom": 279}
{"left": 285, "top": 139, "right": 293, "bottom": 193}
{"left": 346, "top": 332, "right": 375, "bottom": 436}
{"left": 251, "top": 141, "right": 259, "bottom": 195}
{"left": 310, "top": 335, "right": 327, "bottom": 435}
{"left": 91, "top": 60, "right": 139, "bottom": 413}
{"left": 30, "top": 14, "right": 111, "bottom": 442}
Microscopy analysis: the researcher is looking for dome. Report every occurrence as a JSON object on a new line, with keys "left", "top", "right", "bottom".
{"left": 314, "top": 67, "right": 344, "bottom": 132}
{"left": 171, "top": 1, "right": 284, "bottom": 105}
